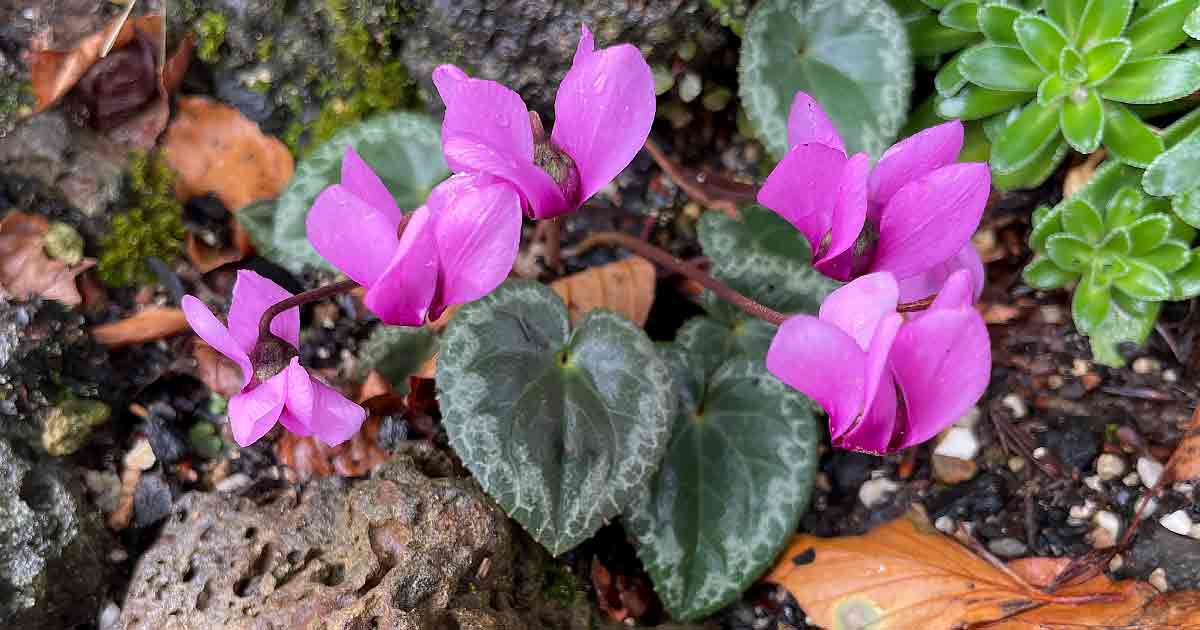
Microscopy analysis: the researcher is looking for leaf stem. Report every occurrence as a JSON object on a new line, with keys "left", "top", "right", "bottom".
{"left": 570, "top": 231, "right": 788, "bottom": 326}
{"left": 258, "top": 279, "right": 359, "bottom": 340}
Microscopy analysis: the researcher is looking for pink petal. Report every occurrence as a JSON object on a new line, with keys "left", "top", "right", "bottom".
{"left": 441, "top": 135, "right": 569, "bottom": 219}
{"left": 277, "top": 409, "right": 312, "bottom": 437}
{"left": 929, "top": 267, "right": 978, "bottom": 310}
{"left": 228, "top": 270, "right": 299, "bottom": 352}
{"left": 870, "top": 163, "right": 991, "bottom": 281}
{"left": 182, "top": 295, "right": 252, "bottom": 389}
{"left": 889, "top": 308, "right": 991, "bottom": 450}
{"left": 308, "top": 377, "right": 367, "bottom": 447}
{"left": 818, "top": 272, "right": 900, "bottom": 350}
{"left": 339, "top": 147, "right": 403, "bottom": 226}
{"left": 757, "top": 143, "right": 851, "bottom": 257}
{"left": 430, "top": 174, "right": 523, "bottom": 308}
{"left": 550, "top": 24, "right": 656, "bottom": 207}
{"left": 363, "top": 204, "right": 439, "bottom": 326}
{"left": 228, "top": 370, "right": 288, "bottom": 447}
{"left": 822, "top": 152, "right": 871, "bottom": 266}
{"left": 787, "top": 91, "right": 846, "bottom": 154}
{"left": 766, "top": 315, "right": 867, "bottom": 440}
{"left": 307, "top": 185, "right": 402, "bottom": 287}
{"left": 869, "top": 120, "right": 965, "bottom": 208}
{"left": 897, "top": 243, "right": 985, "bottom": 304}
{"left": 836, "top": 313, "right": 903, "bottom": 453}
{"left": 432, "top": 64, "right": 534, "bottom": 171}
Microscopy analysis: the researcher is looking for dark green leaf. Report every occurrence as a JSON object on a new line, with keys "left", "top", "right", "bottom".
{"left": 437, "top": 281, "right": 674, "bottom": 555}
{"left": 1170, "top": 249, "right": 1200, "bottom": 298}
{"left": 1100, "top": 55, "right": 1200, "bottom": 104}
{"left": 1163, "top": 106, "right": 1200, "bottom": 147}
{"left": 937, "top": 85, "right": 1033, "bottom": 119}
{"left": 1023, "top": 255, "right": 1080, "bottom": 288}
{"left": 961, "top": 44, "right": 1047, "bottom": 91}
{"left": 1045, "top": 0, "right": 1089, "bottom": 38}
{"left": 236, "top": 112, "right": 449, "bottom": 274}
{"left": 1084, "top": 38, "right": 1133, "bottom": 85}
{"left": 1073, "top": 271, "right": 1113, "bottom": 332}
{"left": 935, "top": 50, "right": 971, "bottom": 96}
{"left": 992, "top": 137, "right": 1069, "bottom": 190}
{"left": 992, "top": 99, "right": 1063, "bottom": 173}
{"left": 1114, "top": 258, "right": 1172, "bottom": 299}
{"left": 739, "top": 0, "right": 912, "bottom": 158}
{"left": 1060, "top": 87, "right": 1105, "bottom": 153}
{"left": 1103, "top": 102, "right": 1165, "bottom": 167}
{"left": 978, "top": 3, "right": 1024, "bottom": 44}
{"left": 1014, "top": 15, "right": 1069, "bottom": 71}
{"left": 1126, "top": 0, "right": 1200, "bottom": 58}
{"left": 358, "top": 325, "right": 436, "bottom": 395}
{"left": 1172, "top": 187, "right": 1200, "bottom": 228}
{"left": 625, "top": 353, "right": 819, "bottom": 620}
{"left": 1061, "top": 197, "right": 1105, "bottom": 241}
{"left": 1127, "top": 214, "right": 1173, "bottom": 254}
{"left": 940, "top": 0, "right": 983, "bottom": 31}
{"left": 908, "top": 15, "right": 984, "bottom": 56}
{"left": 1144, "top": 136, "right": 1200, "bottom": 196}
{"left": 1046, "top": 233, "right": 1096, "bottom": 270}
{"left": 1076, "top": 0, "right": 1134, "bottom": 48}
{"left": 674, "top": 315, "right": 776, "bottom": 378}
{"left": 1085, "top": 298, "right": 1159, "bottom": 366}
{"left": 1143, "top": 240, "right": 1191, "bottom": 272}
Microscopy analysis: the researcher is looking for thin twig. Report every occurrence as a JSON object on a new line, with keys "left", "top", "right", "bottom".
{"left": 643, "top": 138, "right": 742, "bottom": 217}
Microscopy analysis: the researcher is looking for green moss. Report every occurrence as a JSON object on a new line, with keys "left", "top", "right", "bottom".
{"left": 541, "top": 560, "right": 585, "bottom": 606}
{"left": 196, "top": 11, "right": 227, "bottom": 64}
{"left": 255, "top": 36, "right": 274, "bottom": 62}
{"left": 96, "top": 152, "right": 185, "bottom": 287}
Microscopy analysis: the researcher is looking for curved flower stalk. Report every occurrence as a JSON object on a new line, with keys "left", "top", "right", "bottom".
{"left": 758, "top": 91, "right": 991, "bottom": 301}
{"left": 765, "top": 270, "right": 990, "bottom": 454}
{"left": 181, "top": 270, "right": 366, "bottom": 447}
{"left": 308, "top": 24, "right": 655, "bottom": 325}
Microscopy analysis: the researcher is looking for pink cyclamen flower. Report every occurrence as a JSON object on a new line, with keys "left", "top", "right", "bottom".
{"left": 766, "top": 269, "right": 990, "bottom": 454}
{"left": 758, "top": 92, "right": 991, "bottom": 302}
{"left": 181, "top": 270, "right": 365, "bottom": 447}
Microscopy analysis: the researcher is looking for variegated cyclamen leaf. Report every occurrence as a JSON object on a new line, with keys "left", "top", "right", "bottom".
{"left": 674, "top": 314, "right": 777, "bottom": 378}
{"left": 437, "top": 281, "right": 674, "bottom": 556}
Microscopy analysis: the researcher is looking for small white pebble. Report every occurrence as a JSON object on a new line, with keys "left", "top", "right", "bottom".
{"left": 935, "top": 426, "right": 980, "bottom": 460}
{"left": 1095, "top": 453, "right": 1126, "bottom": 481}
{"left": 1109, "top": 554, "right": 1124, "bottom": 573}
{"left": 955, "top": 406, "right": 981, "bottom": 428}
{"left": 97, "top": 602, "right": 120, "bottom": 630}
{"left": 1136, "top": 495, "right": 1159, "bottom": 518}
{"left": 123, "top": 439, "right": 156, "bottom": 471}
{"left": 1160, "top": 509, "right": 1193, "bottom": 536}
{"left": 107, "top": 549, "right": 128, "bottom": 563}
{"left": 1163, "top": 369, "right": 1179, "bottom": 383}
{"left": 1150, "top": 568, "right": 1169, "bottom": 592}
{"left": 1002, "top": 394, "right": 1028, "bottom": 418}
{"left": 1008, "top": 456, "right": 1027, "bottom": 473}
{"left": 1033, "top": 447, "right": 1047, "bottom": 460}
{"left": 1189, "top": 523, "right": 1200, "bottom": 540}
{"left": 1137, "top": 457, "right": 1165, "bottom": 488}
{"left": 935, "top": 515, "right": 957, "bottom": 534}
{"left": 1093, "top": 511, "right": 1122, "bottom": 546}
{"left": 1173, "top": 482, "right": 1195, "bottom": 495}
{"left": 1123, "top": 472, "right": 1141, "bottom": 487}
{"left": 1084, "top": 475, "right": 1103, "bottom": 492}
{"left": 215, "top": 473, "right": 253, "bottom": 493}
{"left": 1071, "top": 359, "right": 1091, "bottom": 377}
{"left": 1132, "top": 357, "right": 1161, "bottom": 375}
{"left": 858, "top": 477, "right": 901, "bottom": 509}
{"left": 1069, "top": 500, "right": 1097, "bottom": 524}
{"left": 1041, "top": 305, "right": 1065, "bottom": 324}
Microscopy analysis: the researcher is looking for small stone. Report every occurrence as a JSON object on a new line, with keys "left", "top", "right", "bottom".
{"left": 1071, "top": 359, "right": 1091, "bottom": 377}
{"left": 987, "top": 537, "right": 1028, "bottom": 558}
{"left": 1041, "top": 305, "right": 1065, "bottom": 324}
{"left": 1137, "top": 457, "right": 1164, "bottom": 488}
{"left": 1091, "top": 511, "right": 1121, "bottom": 549}
{"left": 1174, "top": 482, "right": 1195, "bottom": 495}
{"left": 858, "top": 477, "right": 901, "bottom": 509}
{"left": 214, "top": 472, "right": 252, "bottom": 494}
{"left": 84, "top": 470, "right": 123, "bottom": 514}
{"left": 133, "top": 473, "right": 173, "bottom": 528}
{"left": 1109, "top": 554, "right": 1124, "bottom": 573}
{"left": 1084, "top": 475, "right": 1103, "bottom": 492}
{"left": 1149, "top": 567, "right": 1169, "bottom": 592}
{"left": 124, "top": 439, "right": 156, "bottom": 471}
{"left": 1189, "top": 524, "right": 1200, "bottom": 539}
{"left": 1046, "top": 374, "right": 1064, "bottom": 389}
{"left": 1096, "top": 453, "right": 1126, "bottom": 481}
{"left": 1033, "top": 447, "right": 1047, "bottom": 459}
{"left": 1123, "top": 472, "right": 1141, "bottom": 487}
{"left": 41, "top": 399, "right": 111, "bottom": 456}
{"left": 1001, "top": 394, "right": 1028, "bottom": 418}
{"left": 955, "top": 406, "right": 981, "bottom": 428}
{"left": 935, "top": 515, "right": 956, "bottom": 534}
{"left": 1161, "top": 510, "right": 1193, "bottom": 536}
{"left": 98, "top": 601, "right": 121, "bottom": 630}
{"left": 678, "top": 71, "right": 702, "bottom": 102}
{"left": 44, "top": 222, "right": 84, "bottom": 265}
{"left": 935, "top": 426, "right": 980, "bottom": 460}
{"left": 1163, "top": 369, "right": 1179, "bottom": 383}
{"left": 1132, "top": 357, "right": 1160, "bottom": 375}
{"left": 932, "top": 455, "right": 978, "bottom": 484}
{"left": 1136, "top": 494, "right": 1158, "bottom": 518}
{"left": 1008, "top": 456, "right": 1026, "bottom": 473}
{"left": 1068, "top": 501, "right": 1096, "bottom": 524}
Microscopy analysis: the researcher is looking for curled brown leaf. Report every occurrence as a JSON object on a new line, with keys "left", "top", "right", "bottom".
{"left": 0, "top": 212, "right": 95, "bottom": 306}
{"left": 92, "top": 306, "right": 189, "bottom": 348}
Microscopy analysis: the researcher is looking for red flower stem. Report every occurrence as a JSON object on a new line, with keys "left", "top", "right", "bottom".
{"left": 573, "top": 231, "right": 788, "bottom": 326}
{"left": 258, "top": 279, "right": 359, "bottom": 340}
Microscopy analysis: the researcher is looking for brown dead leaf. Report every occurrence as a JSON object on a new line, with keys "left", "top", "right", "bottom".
{"left": 0, "top": 212, "right": 95, "bottom": 306}
{"left": 767, "top": 511, "right": 1150, "bottom": 630}
{"left": 92, "top": 306, "right": 189, "bottom": 348}
{"left": 1063, "top": 150, "right": 1107, "bottom": 200}
{"left": 29, "top": 14, "right": 158, "bottom": 112}
{"left": 191, "top": 339, "right": 244, "bottom": 398}
{"left": 163, "top": 96, "right": 295, "bottom": 211}
{"left": 275, "top": 409, "right": 391, "bottom": 480}
{"left": 550, "top": 256, "right": 656, "bottom": 326}
{"left": 1167, "top": 405, "right": 1200, "bottom": 481}
{"left": 185, "top": 232, "right": 244, "bottom": 273}
{"left": 984, "top": 557, "right": 1165, "bottom": 629}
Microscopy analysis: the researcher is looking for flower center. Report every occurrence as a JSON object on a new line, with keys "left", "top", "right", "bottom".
{"left": 248, "top": 333, "right": 298, "bottom": 385}
{"left": 533, "top": 141, "right": 582, "bottom": 206}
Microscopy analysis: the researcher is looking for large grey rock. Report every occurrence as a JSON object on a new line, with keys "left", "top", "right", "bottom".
{"left": 0, "top": 437, "right": 111, "bottom": 629}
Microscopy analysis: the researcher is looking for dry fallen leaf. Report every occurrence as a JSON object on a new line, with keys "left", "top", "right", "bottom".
{"left": 1167, "top": 405, "right": 1200, "bottom": 482}
{"left": 1063, "top": 150, "right": 1107, "bottom": 200}
{"left": 550, "top": 256, "right": 656, "bottom": 326}
{"left": 766, "top": 511, "right": 1150, "bottom": 630}
{"left": 29, "top": 14, "right": 157, "bottom": 112}
{"left": 163, "top": 96, "right": 295, "bottom": 211}
{"left": 0, "top": 212, "right": 95, "bottom": 306}
{"left": 191, "top": 338, "right": 244, "bottom": 398}
{"left": 92, "top": 306, "right": 189, "bottom": 348}
{"left": 274, "top": 394, "right": 398, "bottom": 480}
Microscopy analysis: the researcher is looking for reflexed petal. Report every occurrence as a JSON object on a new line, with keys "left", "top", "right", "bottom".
{"left": 786, "top": 91, "right": 846, "bottom": 154}
{"left": 364, "top": 205, "right": 439, "bottom": 326}
{"left": 551, "top": 25, "right": 656, "bottom": 206}
{"left": 837, "top": 313, "right": 903, "bottom": 453}
{"left": 818, "top": 272, "right": 900, "bottom": 350}
{"left": 872, "top": 163, "right": 991, "bottom": 280}
{"left": 228, "top": 270, "right": 299, "bottom": 352}
{"left": 766, "top": 315, "right": 868, "bottom": 440}
{"left": 441, "top": 135, "right": 569, "bottom": 219}
{"left": 307, "top": 185, "right": 402, "bottom": 287}
{"left": 869, "top": 120, "right": 964, "bottom": 207}
{"left": 280, "top": 358, "right": 314, "bottom": 422}
{"left": 181, "top": 295, "right": 252, "bottom": 389}
{"left": 432, "top": 64, "right": 534, "bottom": 170}
{"left": 339, "top": 147, "right": 402, "bottom": 226}
{"left": 431, "top": 175, "right": 523, "bottom": 308}
{"left": 889, "top": 307, "right": 991, "bottom": 449}
{"left": 228, "top": 370, "right": 288, "bottom": 447}
{"left": 757, "top": 143, "right": 851, "bottom": 258}
{"left": 308, "top": 377, "right": 368, "bottom": 447}
{"left": 928, "top": 267, "right": 977, "bottom": 309}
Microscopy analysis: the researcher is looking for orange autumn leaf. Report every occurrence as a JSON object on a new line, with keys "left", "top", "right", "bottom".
{"left": 0, "top": 212, "right": 95, "bottom": 306}
{"left": 1167, "top": 405, "right": 1200, "bottom": 482}
{"left": 92, "top": 306, "right": 189, "bottom": 348}
{"left": 550, "top": 256, "right": 656, "bottom": 326}
{"left": 163, "top": 96, "right": 294, "bottom": 212}
{"left": 766, "top": 511, "right": 1148, "bottom": 630}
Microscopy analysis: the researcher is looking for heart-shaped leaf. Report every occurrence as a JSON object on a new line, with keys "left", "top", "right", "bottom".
{"left": 697, "top": 206, "right": 840, "bottom": 314}
{"left": 437, "top": 280, "right": 674, "bottom": 555}
{"left": 674, "top": 312, "right": 777, "bottom": 378}
{"left": 236, "top": 112, "right": 449, "bottom": 274}
{"left": 739, "top": 0, "right": 912, "bottom": 158}
{"left": 624, "top": 349, "right": 819, "bottom": 620}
